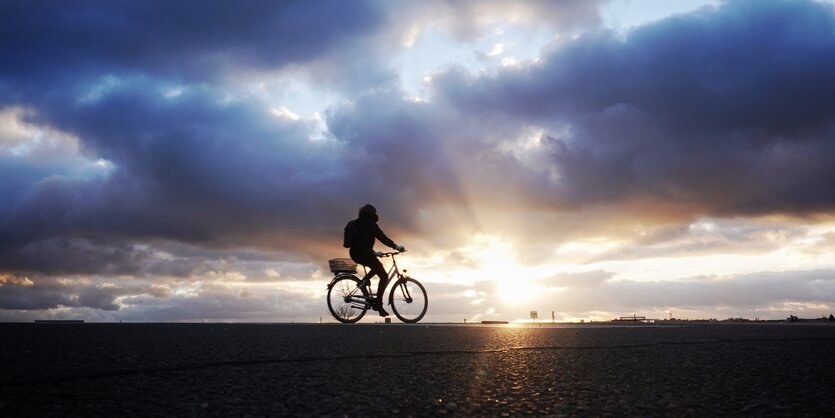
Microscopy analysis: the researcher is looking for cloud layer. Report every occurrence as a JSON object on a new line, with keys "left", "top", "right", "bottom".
{"left": 434, "top": 0, "right": 835, "bottom": 217}
{"left": 2, "top": 0, "right": 835, "bottom": 321}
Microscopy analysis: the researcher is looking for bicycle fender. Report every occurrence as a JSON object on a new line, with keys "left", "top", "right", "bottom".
{"left": 327, "top": 273, "right": 358, "bottom": 290}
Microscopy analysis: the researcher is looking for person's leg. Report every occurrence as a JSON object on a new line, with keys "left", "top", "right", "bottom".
{"left": 350, "top": 250, "right": 389, "bottom": 316}
{"left": 359, "top": 267, "right": 373, "bottom": 286}
{"left": 362, "top": 256, "right": 390, "bottom": 316}
{"left": 366, "top": 257, "right": 389, "bottom": 302}
{"left": 371, "top": 268, "right": 390, "bottom": 316}
{"left": 350, "top": 250, "right": 374, "bottom": 286}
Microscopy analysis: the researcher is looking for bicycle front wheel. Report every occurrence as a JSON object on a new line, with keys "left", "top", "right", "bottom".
{"left": 389, "top": 277, "right": 428, "bottom": 323}
{"left": 327, "top": 275, "right": 369, "bottom": 323}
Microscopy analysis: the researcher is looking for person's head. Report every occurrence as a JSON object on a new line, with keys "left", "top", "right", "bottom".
{"left": 359, "top": 204, "right": 379, "bottom": 221}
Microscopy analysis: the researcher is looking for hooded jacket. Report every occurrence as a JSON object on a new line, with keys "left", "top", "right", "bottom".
{"left": 349, "top": 205, "right": 397, "bottom": 253}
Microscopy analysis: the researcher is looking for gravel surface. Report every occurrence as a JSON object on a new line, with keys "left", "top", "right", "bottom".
{"left": 1, "top": 323, "right": 834, "bottom": 416}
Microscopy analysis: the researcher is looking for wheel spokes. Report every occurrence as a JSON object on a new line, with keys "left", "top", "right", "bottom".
{"left": 328, "top": 276, "right": 368, "bottom": 323}
{"left": 390, "top": 279, "right": 427, "bottom": 322}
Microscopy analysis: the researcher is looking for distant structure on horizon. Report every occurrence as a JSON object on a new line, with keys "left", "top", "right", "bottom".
{"left": 604, "top": 313, "right": 835, "bottom": 324}
{"left": 615, "top": 315, "right": 647, "bottom": 322}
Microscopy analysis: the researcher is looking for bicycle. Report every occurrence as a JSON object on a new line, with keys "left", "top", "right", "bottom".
{"left": 326, "top": 251, "right": 428, "bottom": 323}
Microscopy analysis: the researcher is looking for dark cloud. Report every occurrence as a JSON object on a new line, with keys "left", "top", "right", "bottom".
{"left": 1, "top": 238, "right": 155, "bottom": 276}
{"left": 0, "top": 0, "right": 384, "bottom": 87}
{"left": 433, "top": 0, "right": 835, "bottom": 217}
{"left": 0, "top": 83, "right": 352, "bottom": 272}
{"left": 0, "top": 274, "right": 169, "bottom": 312}
{"left": 0, "top": 275, "right": 75, "bottom": 310}
{"left": 77, "top": 285, "right": 123, "bottom": 311}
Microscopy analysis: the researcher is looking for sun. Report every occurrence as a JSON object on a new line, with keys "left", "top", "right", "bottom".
{"left": 466, "top": 234, "right": 539, "bottom": 305}
{"left": 496, "top": 279, "right": 538, "bottom": 305}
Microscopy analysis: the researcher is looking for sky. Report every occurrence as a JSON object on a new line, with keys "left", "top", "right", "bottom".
{"left": 2, "top": 0, "right": 835, "bottom": 323}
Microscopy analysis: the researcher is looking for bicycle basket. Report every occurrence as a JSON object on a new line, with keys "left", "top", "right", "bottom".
{"left": 328, "top": 258, "right": 357, "bottom": 273}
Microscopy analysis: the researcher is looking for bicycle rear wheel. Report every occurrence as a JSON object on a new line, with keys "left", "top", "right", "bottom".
{"left": 327, "top": 275, "right": 369, "bottom": 323}
{"left": 389, "top": 277, "right": 428, "bottom": 323}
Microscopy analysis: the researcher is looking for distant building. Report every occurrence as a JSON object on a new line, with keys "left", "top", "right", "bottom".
{"left": 722, "top": 317, "right": 750, "bottom": 323}
{"left": 615, "top": 315, "right": 646, "bottom": 322}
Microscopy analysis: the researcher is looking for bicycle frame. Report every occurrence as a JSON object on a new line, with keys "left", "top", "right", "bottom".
{"left": 330, "top": 252, "right": 406, "bottom": 307}
{"left": 380, "top": 252, "right": 415, "bottom": 304}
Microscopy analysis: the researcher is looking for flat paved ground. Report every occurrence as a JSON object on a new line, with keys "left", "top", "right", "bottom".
{"left": 1, "top": 323, "right": 834, "bottom": 417}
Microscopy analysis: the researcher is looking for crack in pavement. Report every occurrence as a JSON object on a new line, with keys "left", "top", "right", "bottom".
{"left": 3, "top": 337, "right": 833, "bottom": 388}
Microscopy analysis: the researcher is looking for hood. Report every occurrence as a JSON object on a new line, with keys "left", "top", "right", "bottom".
{"left": 358, "top": 204, "right": 379, "bottom": 222}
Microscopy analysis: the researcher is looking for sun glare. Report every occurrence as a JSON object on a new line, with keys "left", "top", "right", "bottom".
{"left": 465, "top": 235, "right": 538, "bottom": 305}
{"left": 496, "top": 279, "right": 538, "bottom": 305}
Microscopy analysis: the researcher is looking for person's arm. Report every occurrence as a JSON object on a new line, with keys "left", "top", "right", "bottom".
{"left": 374, "top": 224, "right": 397, "bottom": 249}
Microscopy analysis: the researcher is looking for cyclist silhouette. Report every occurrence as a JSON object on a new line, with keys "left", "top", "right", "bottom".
{"left": 346, "top": 204, "right": 405, "bottom": 317}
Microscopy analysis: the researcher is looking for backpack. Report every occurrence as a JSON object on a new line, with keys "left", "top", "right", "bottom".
{"left": 343, "top": 219, "right": 358, "bottom": 248}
